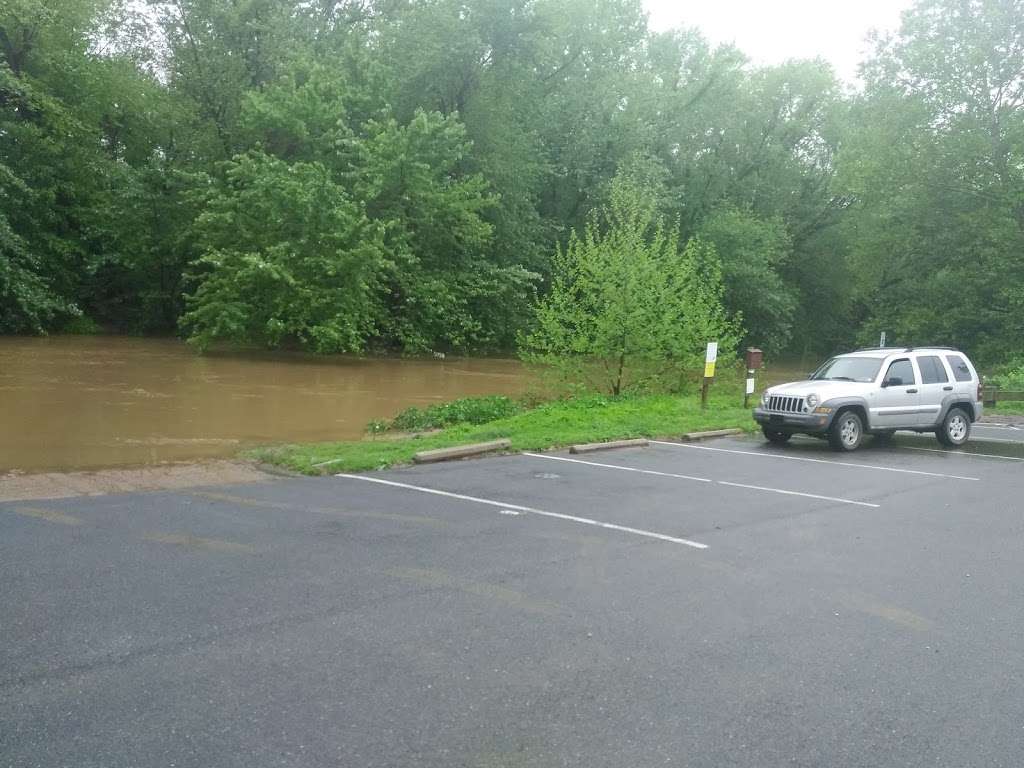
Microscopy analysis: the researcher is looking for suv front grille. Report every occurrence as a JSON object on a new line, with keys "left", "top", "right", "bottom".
{"left": 767, "top": 395, "right": 806, "bottom": 413}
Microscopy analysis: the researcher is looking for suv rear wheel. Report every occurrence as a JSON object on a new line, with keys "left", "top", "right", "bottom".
{"left": 762, "top": 427, "right": 791, "bottom": 445}
{"left": 829, "top": 410, "right": 864, "bottom": 451}
{"left": 937, "top": 407, "right": 971, "bottom": 447}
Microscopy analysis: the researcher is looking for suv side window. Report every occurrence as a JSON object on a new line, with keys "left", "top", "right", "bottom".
{"left": 945, "top": 354, "right": 973, "bottom": 382}
{"left": 885, "top": 358, "right": 916, "bottom": 386}
{"left": 918, "top": 355, "right": 948, "bottom": 384}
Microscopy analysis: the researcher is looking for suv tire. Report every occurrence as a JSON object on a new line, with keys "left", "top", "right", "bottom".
{"left": 937, "top": 407, "right": 971, "bottom": 447}
{"left": 762, "top": 427, "right": 791, "bottom": 445}
{"left": 829, "top": 410, "right": 864, "bottom": 451}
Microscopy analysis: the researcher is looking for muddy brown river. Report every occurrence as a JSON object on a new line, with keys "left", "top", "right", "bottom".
{"left": 0, "top": 337, "right": 532, "bottom": 472}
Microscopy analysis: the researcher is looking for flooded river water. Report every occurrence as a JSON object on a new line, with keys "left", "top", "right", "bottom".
{"left": 0, "top": 337, "right": 532, "bottom": 472}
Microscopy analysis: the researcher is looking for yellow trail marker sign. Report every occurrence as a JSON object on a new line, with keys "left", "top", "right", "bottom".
{"left": 701, "top": 341, "right": 718, "bottom": 409}
{"left": 704, "top": 341, "right": 718, "bottom": 378}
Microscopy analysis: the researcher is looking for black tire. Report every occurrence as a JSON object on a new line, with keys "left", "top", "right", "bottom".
{"left": 828, "top": 410, "right": 864, "bottom": 451}
{"left": 936, "top": 407, "right": 971, "bottom": 447}
{"left": 762, "top": 427, "right": 792, "bottom": 445}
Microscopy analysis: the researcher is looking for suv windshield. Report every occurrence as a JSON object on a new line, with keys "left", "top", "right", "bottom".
{"left": 810, "top": 356, "right": 883, "bottom": 383}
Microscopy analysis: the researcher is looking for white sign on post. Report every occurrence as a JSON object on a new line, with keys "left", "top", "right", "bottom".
{"left": 704, "top": 341, "right": 719, "bottom": 378}
{"left": 880, "top": 331, "right": 887, "bottom": 347}
{"left": 746, "top": 377, "right": 756, "bottom": 395}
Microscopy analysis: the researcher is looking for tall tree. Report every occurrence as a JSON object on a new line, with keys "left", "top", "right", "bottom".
{"left": 840, "top": 0, "right": 1024, "bottom": 362}
{"left": 522, "top": 171, "right": 741, "bottom": 395}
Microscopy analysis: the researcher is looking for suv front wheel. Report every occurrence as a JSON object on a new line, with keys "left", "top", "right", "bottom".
{"left": 829, "top": 410, "right": 864, "bottom": 452}
{"left": 762, "top": 427, "right": 792, "bottom": 445}
{"left": 937, "top": 407, "right": 971, "bottom": 447}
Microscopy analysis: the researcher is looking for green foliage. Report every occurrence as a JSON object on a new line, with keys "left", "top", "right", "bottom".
{"left": 59, "top": 315, "right": 102, "bottom": 335}
{"left": 1, "top": 0, "right": 1022, "bottom": 370}
{"left": 522, "top": 172, "right": 741, "bottom": 394}
{"left": 347, "top": 109, "right": 538, "bottom": 352}
{"left": 0, "top": 163, "right": 76, "bottom": 332}
{"left": 697, "top": 207, "right": 796, "bottom": 353}
{"left": 839, "top": 0, "right": 1024, "bottom": 364}
{"left": 991, "top": 361, "right": 1024, "bottom": 391}
{"left": 181, "top": 151, "right": 385, "bottom": 352}
{"left": 387, "top": 395, "right": 521, "bottom": 432}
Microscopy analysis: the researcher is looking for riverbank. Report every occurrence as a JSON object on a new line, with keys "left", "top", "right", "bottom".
{"left": 0, "top": 335, "right": 531, "bottom": 472}
{"left": 248, "top": 394, "right": 758, "bottom": 474}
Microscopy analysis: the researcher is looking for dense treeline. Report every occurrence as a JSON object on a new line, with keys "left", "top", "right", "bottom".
{"left": 1, "top": 0, "right": 1021, "bottom": 363}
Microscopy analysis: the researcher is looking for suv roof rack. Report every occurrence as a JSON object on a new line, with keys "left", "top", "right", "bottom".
{"left": 851, "top": 345, "right": 962, "bottom": 354}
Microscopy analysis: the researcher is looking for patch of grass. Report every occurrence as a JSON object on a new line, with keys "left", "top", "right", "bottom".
{"left": 248, "top": 393, "right": 757, "bottom": 474}
{"left": 989, "top": 400, "right": 1024, "bottom": 416}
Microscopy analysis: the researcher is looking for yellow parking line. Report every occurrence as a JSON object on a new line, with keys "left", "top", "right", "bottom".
{"left": 842, "top": 591, "right": 933, "bottom": 632}
{"left": 190, "top": 491, "right": 447, "bottom": 527}
{"left": 386, "top": 567, "right": 562, "bottom": 616}
{"left": 11, "top": 507, "right": 82, "bottom": 526}
{"left": 142, "top": 532, "right": 257, "bottom": 554}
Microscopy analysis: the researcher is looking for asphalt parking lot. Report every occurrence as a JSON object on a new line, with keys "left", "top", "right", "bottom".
{"left": 3, "top": 433, "right": 1024, "bottom": 767}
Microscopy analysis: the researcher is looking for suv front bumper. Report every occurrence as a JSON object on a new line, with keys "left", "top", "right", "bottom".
{"left": 753, "top": 408, "right": 834, "bottom": 433}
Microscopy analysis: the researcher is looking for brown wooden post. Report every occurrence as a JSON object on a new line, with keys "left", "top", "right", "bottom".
{"left": 744, "top": 348, "right": 763, "bottom": 408}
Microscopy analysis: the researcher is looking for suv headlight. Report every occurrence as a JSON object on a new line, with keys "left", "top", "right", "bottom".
{"left": 761, "top": 391, "right": 770, "bottom": 407}
{"left": 806, "top": 393, "right": 819, "bottom": 408}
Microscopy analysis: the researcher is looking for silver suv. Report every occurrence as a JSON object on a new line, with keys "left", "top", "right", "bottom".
{"left": 753, "top": 347, "right": 983, "bottom": 451}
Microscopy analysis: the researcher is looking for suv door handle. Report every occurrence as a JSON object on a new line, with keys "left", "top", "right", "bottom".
{"left": 906, "top": 388, "right": 918, "bottom": 394}
{"left": 943, "top": 385, "right": 953, "bottom": 391}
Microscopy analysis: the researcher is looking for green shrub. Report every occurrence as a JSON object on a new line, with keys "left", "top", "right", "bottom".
{"left": 386, "top": 396, "right": 521, "bottom": 432}
{"left": 991, "top": 360, "right": 1024, "bottom": 390}
{"left": 60, "top": 315, "right": 103, "bottom": 335}
{"left": 520, "top": 170, "right": 741, "bottom": 395}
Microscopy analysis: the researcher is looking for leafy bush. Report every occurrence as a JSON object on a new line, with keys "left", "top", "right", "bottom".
{"left": 520, "top": 170, "right": 742, "bottom": 395}
{"left": 180, "top": 152, "right": 385, "bottom": 353}
{"left": 991, "top": 360, "right": 1024, "bottom": 391}
{"left": 384, "top": 396, "right": 521, "bottom": 432}
{"left": 60, "top": 315, "right": 102, "bottom": 335}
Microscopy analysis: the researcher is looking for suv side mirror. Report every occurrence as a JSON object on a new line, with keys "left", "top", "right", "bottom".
{"left": 882, "top": 376, "right": 903, "bottom": 388}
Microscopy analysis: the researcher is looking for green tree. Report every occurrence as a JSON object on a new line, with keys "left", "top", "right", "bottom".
{"left": 522, "top": 174, "right": 741, "bottom": 395}
{"left": 0, "top": 162, "right": 74, "bottom": 332}
{"left": 180, "top": 151, "right": 385, "bottom": 352}
{"left": 839, "top": 0, "right": 1024, "bottom": 362}
{"left": 697, "top": 207, "right": 796, "bottom": 352}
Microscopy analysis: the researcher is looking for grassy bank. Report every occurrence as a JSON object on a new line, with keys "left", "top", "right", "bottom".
{"left": 249, "top": 394, "right": 757, "bottom": 474}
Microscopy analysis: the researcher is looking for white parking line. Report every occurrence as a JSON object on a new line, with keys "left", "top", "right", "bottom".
{"left": 523, "top": 453, "right": 879, "bottom": 508}
{"left": 975, "top": 424, "right": 1022, "bottom": 431}
{"left": 717, "top": 481, "right": 880, "bottom": 508}
{"left": 520, "top": 453, "right": 711, "bottom": 483}
{"left": 789, "top": 433, "right": 1024, "bottom": 462}
{"left": 963, "top": 435, "right": 1024, "bottom": 444}
{"left": 334, "top": 474, "right": 708, "bottom": 549}
{"left": 650, "top": 440, "right": 979, "bottom": 481}
{"left": 900, "top": 445, "right": 1024, "bottom": 462}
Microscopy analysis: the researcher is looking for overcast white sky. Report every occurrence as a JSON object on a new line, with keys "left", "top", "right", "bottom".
{"left": 641, "top": 0, "right": 915, "bottom": 83}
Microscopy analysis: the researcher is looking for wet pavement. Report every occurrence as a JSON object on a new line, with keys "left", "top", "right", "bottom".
{"left": 4, "top": 434, "right": 1024, "bottom": 767}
